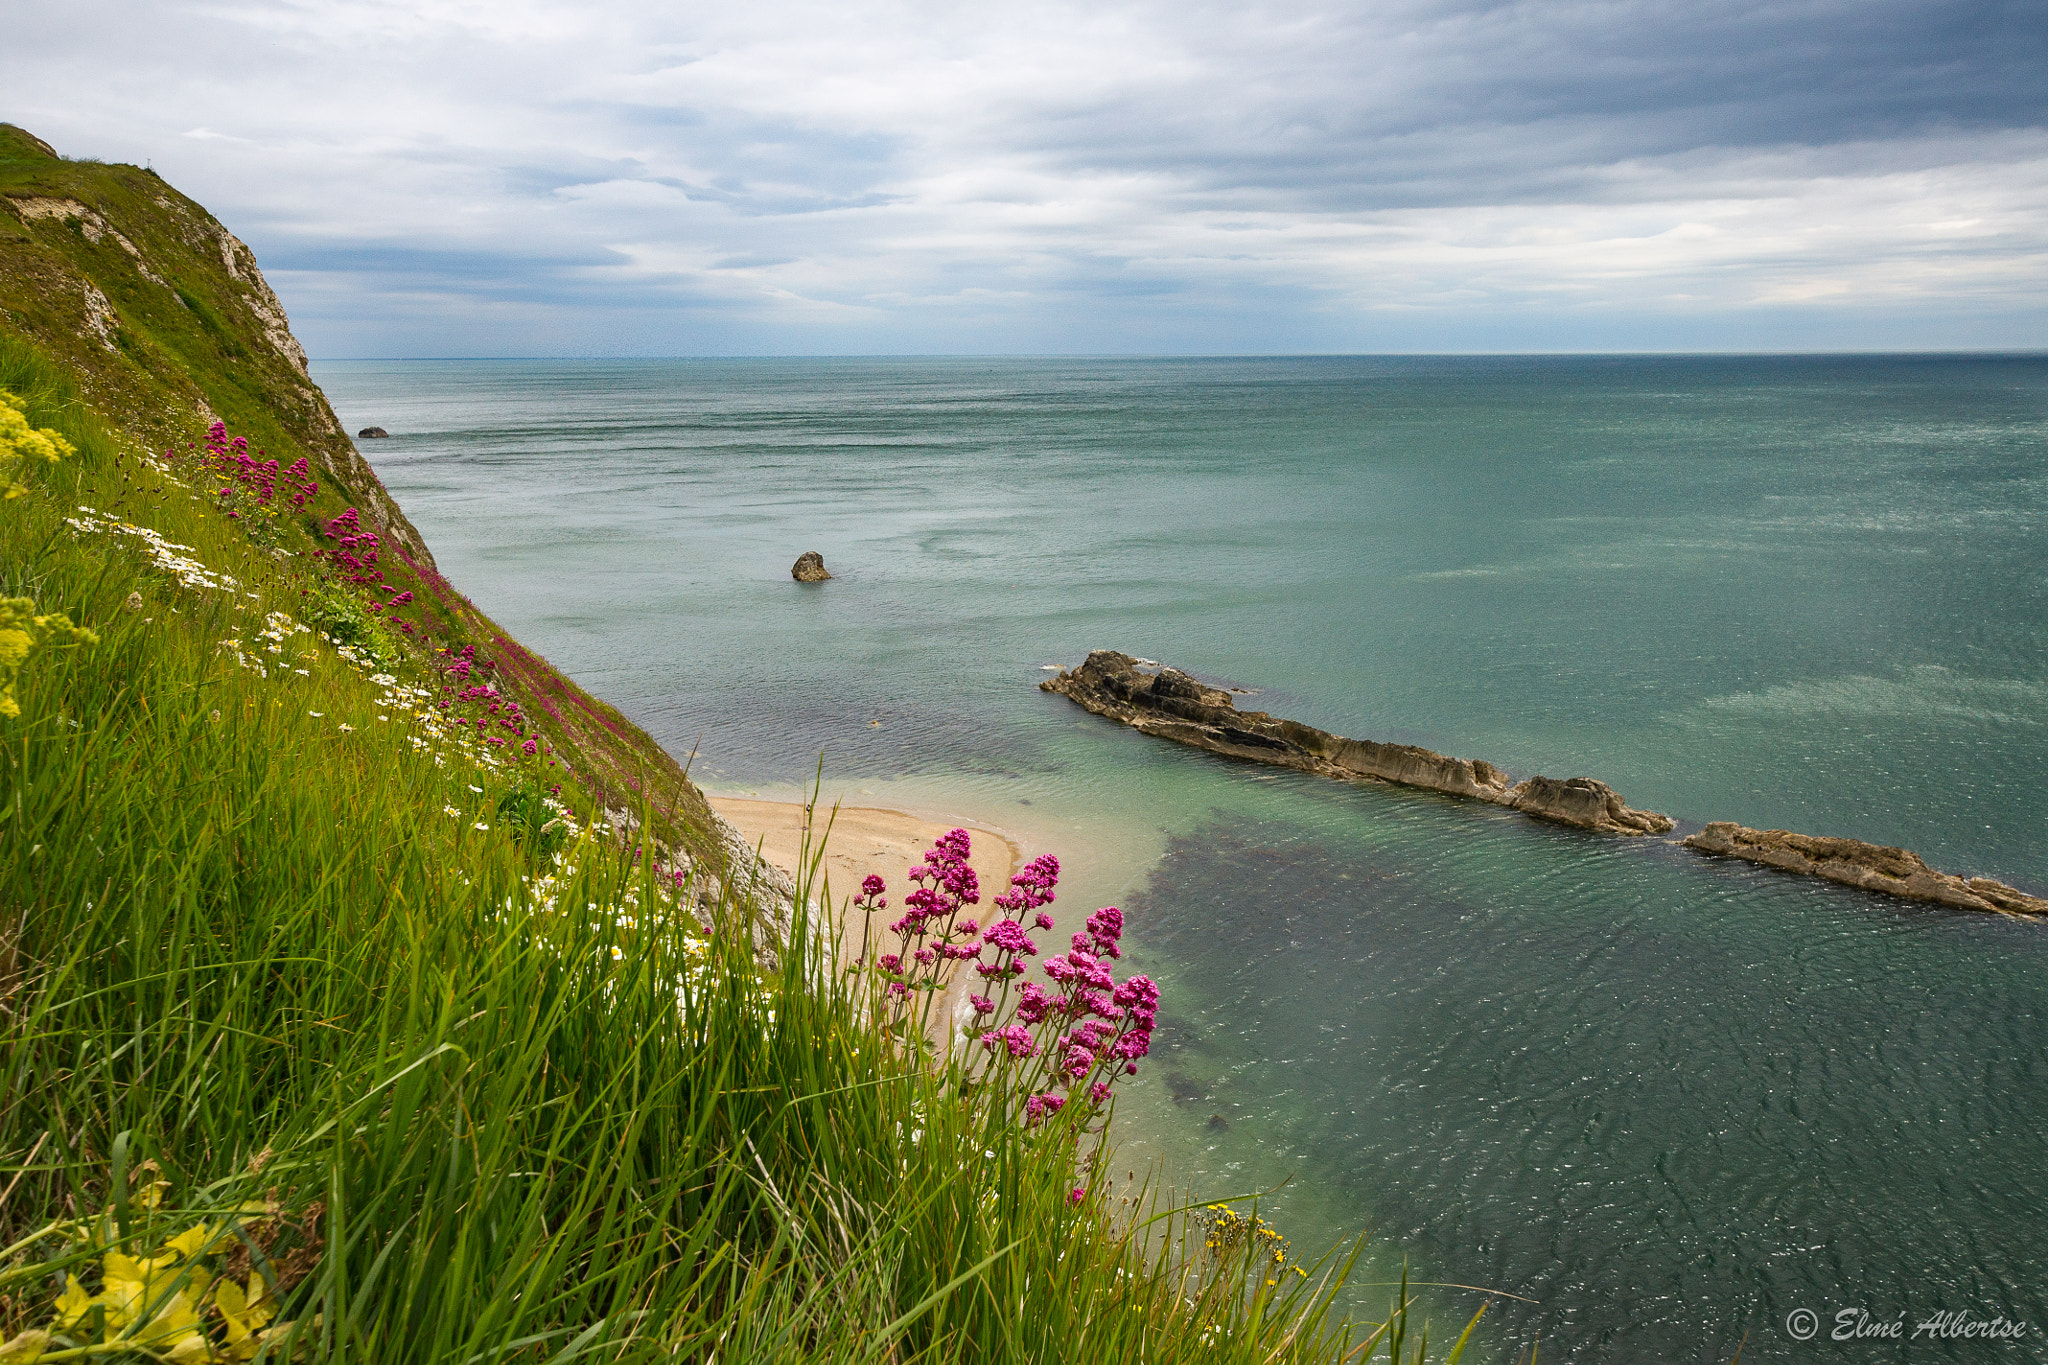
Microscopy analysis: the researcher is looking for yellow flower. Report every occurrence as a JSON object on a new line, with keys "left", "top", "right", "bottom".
{"left": 0, "top": 597, "right": 96, "bottom": 719}
{"left": 163, "top": 1220, "right": 220, "bottom": 1260}
{"left": 0, "top": 1330, "right": 51, "bottom": 1362}
{"left": 215, "top": 1274, "right": 278, "bottom": 1358}
{"left": 0, "top": 390, "right": 73, "bottom": 499}
{"left": 32, "top": 1175, "right": 306, "bottom": 1363}
{"left": 52, "top": 1275, "right": 94, "bottom": 1329}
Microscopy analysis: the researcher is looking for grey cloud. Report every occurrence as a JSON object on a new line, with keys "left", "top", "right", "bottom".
{"left": 1003, "top": 0, "right": 2048, "bottom": 208}
{"left": 10, "top": 0, "right": 2045, "bottom": 353}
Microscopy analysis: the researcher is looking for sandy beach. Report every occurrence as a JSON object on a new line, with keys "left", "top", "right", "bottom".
{"left": 708, "top": 796, "right": 1019, "bottom": 975}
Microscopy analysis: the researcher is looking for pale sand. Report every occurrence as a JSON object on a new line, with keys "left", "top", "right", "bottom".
{"left": 708, "top": 797, "right": 1019, "bottom": 976}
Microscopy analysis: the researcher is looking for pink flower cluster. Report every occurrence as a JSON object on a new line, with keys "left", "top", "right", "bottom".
{"left": 431, "top": 643, "right": 551, "bottom": 757}
{"left": 991, "top": 904, "right": 1155, "bottom": 1122}
{"left": 858, "top": 834, "right": 1158, "bottom": 1130}
{"left": 168, "top": 420, "right": 319, "bottom": 515}
{"left": 322, "top": 508, "right": 386, "bottom": 586}
{"left": 855, "top": 830, "right": 983, "bottom": 998}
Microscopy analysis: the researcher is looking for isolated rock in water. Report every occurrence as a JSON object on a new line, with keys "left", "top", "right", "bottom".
{"left": 1040, "top": 650, "right": 1672, "bottom": 835}
{"left": 1508, "top": 774, "right": 1676, "bottom": 835}
{"left": 1682, "top": 822, "right": 2047, "bottom": 916}
{"left": 357, "top": 426, "right": 389, "bottom": 438}
{"left": 791, "top": 550, "right": 832, "bottom": 582}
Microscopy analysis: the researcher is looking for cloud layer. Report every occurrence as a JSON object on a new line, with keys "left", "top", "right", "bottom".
{"left": 13, "top": 0, "right": 2048, "bottom": 353}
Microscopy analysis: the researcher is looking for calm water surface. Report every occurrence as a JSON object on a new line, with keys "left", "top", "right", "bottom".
{"left": 315, "top": 355, "right": 2048, "bottom": 1361}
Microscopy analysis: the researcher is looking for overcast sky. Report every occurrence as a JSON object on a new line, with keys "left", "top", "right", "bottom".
{"left": 12, "top": 0, "right": 2048, "bottom": 355}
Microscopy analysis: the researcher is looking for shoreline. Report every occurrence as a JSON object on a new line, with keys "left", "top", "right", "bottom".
{"left": 708, "top": 797, "right": 1021, "bottom": 1030}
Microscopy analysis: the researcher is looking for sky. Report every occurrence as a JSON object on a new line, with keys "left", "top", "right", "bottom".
{"left": 10, "top": 0, "right": 2048, "bottom": 355}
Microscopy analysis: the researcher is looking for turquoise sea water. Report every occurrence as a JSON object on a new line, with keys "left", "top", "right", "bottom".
{"left": 315, "top": 355, "right": 2048, "bottom": 1361}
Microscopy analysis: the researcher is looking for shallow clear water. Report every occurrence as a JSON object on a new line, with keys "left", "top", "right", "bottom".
{"left": 316, "top": 355, "right": 2048, "bottom": 1360}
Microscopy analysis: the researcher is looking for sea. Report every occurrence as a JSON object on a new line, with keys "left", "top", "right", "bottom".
{"left": 313, "top": 354, "right": 2048, "bottom": 1362}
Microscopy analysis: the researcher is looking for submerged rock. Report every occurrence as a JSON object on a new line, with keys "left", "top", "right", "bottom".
{"left": 1682, "top": 822, "right": 2047, "bottom": 916}
{"left": 791, "top": 550, "right": 831, "bottom": 582}
{"left": 1041, "top": 650, "right": 1673, "bottom": 835}
{"left": 357, "top": 426, "right": 389, "bottom": 438}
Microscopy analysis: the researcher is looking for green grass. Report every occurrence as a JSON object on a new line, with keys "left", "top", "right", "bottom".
{"left": 0, "top": 340, "right": 1486, "bottom": 1362}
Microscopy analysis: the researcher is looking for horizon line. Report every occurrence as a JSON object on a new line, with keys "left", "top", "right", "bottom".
{"left": 308, "top": 348, "right": 2048, "bottom": 363}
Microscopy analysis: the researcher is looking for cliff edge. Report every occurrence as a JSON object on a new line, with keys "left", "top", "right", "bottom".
{"left": 0, "top": 123, "right": 785, "bottom": 928}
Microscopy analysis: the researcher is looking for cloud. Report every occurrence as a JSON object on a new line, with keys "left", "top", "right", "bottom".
{"left": 9, "top": 0, "right": 2045, "bottom": 353}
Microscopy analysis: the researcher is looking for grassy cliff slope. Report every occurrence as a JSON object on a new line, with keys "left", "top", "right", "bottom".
{"left": 0, "top": 127, "right": 1453, "bottom": 1363}
{"left": 0, "top": 122, "right": 756, "bottom": 888}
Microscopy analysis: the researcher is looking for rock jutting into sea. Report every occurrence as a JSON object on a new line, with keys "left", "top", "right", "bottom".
{"left": 1041, "top": 650, "right": 1675, "bottom": 836}
{"left": 1682, "top": 823, "right": 2048, "bottom": 917}
{"left": 357, "top": 426, "right": 389, "bottom": 438}
{"left": 1042, "top": 651, "right": 2046, "bottom": 919}
{"left": 791, "top": 550, "right": 832, "bottom": 582}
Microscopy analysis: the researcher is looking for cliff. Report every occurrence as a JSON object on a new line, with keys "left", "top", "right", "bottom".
{"left": 0, "top": 122, "right": 785, "bottom": 922}
{"left": 0, "top": 125, "right": 431, "bottom": 568}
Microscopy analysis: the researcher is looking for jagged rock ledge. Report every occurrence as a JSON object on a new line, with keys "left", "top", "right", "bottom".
{"left": 1041, "top": 650, "right": 1674, "bottom": 837}
{"left": 1683, "top": 823, "right": 2047, "bottom": 917}
{"left": 1041, "top": 652, "right": 2045, "bottom": 919}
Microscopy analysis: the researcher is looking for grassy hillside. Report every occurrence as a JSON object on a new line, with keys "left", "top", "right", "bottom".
{"left": 0, "top": 122, "right": 747, "bottom": 882}
{"left": 0, "top": 127, "right": 1468, "bottom": 1362}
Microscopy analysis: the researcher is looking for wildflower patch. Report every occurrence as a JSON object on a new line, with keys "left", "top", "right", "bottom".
{"left": 0, "top": 388, "right": 74, "bottom": 500}
{"left": 0, "top": 596, "right": 96, "bottom": 719}
{"left": 65, "top": 506, "right": 241, "bottom": 595}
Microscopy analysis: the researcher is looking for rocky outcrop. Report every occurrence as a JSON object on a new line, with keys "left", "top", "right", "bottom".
{"left": 1682, "top": 823, "right": 2047, "bottom": 917}
{"left": 1044, "top": 653, "right": 2042, "bottom": 919}
{"left": 357, "top": 426, "right": 389, "bottom": 439}
{"left": 1042, "top": 651, "right": 1673, "bottom": 836}
{"left": 791, "top": 551, "right": 831, "bottom": 582}
{"left": 1508, "top": 775, "right": 1677, "bottom": 835}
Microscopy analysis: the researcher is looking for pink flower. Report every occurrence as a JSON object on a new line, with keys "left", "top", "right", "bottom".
{"left": 1068, "top": 1186, "right": 1086, "bottom": 1205}
{"left": 1085, "top": 906, "right": 1124, "bottom": 956}
{"left": 979, "top": 1024, "right": 1035, "bottom": 1058}
{"left": 1113, "top": 975, "right": 1159, "bottom": 1028}
{"left": 1024, "top": 1093, "right": 1065, "bottom": 1124}
{"left": 1015, "top": 983, "right": 1057, "bottom": 1024}
{"left": 994, "top": 853, "right": 1060, "bottom": 914}
{"left": 1111, "top": 1030, "right": 1152, "bottom": 1062}
{"left": 983, "top": 919, "right": 1036, "bottom": 955}
{"left": 1075, "top": 989, "right": 1117, "bottom": 1020}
